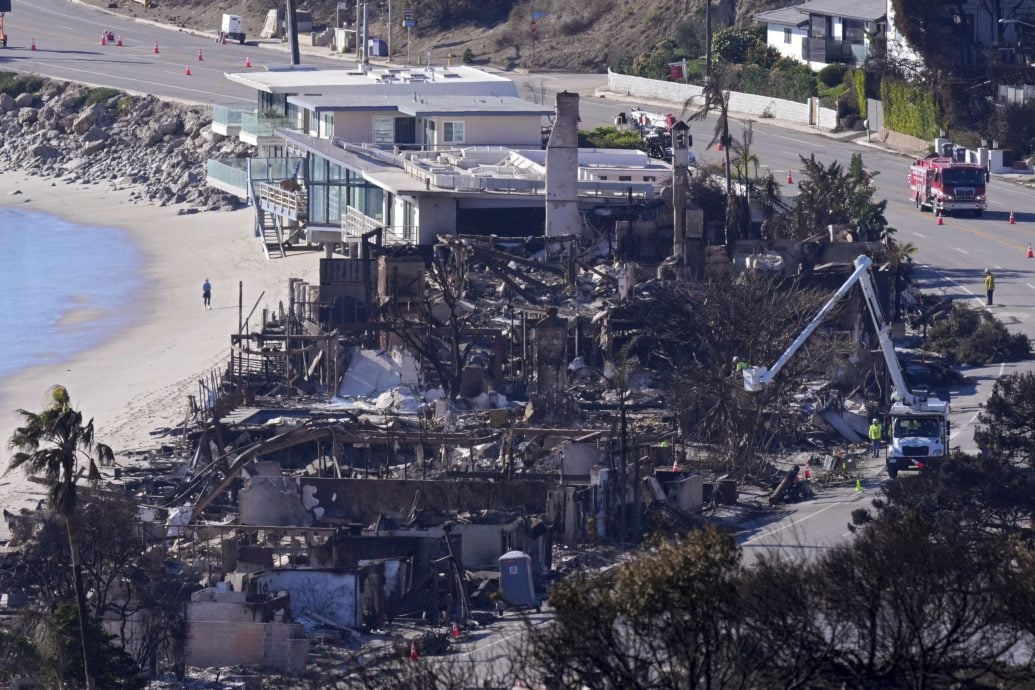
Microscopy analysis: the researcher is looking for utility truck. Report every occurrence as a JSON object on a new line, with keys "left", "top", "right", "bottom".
{"left": 742, "top": 255, "right": 950, "bottom": 479}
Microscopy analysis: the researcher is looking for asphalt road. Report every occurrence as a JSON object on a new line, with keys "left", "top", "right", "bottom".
{"left": 0, "top": 0, "right": 347, "bottom": 103}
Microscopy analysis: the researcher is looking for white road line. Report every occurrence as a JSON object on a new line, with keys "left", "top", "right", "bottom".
{"left": 16, "top": 61, "right": 251, "bottom": 101}
{"left": 995, "top": 265, "right": 1003, "bottom": 270}
{"left": 955, "top": 247, "right": 969, "bottom": 254}
{"left": 950, "top": 363, "right": 1005, "bottom": 441}
{"left": 960, "top": 286, "right": 974, "bottom": 295}
{"left": 1028, "top": 283, "right": 1035, "bottom": 290}
{"left": 913, "top": 232, "right": 927, "bottom": 238}
{"left": 741, "top": 500, "right": 848, "bottom": 545}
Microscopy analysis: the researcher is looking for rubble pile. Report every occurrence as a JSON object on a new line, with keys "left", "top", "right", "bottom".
{"left": 0, "top": 76, "right": 248, "bottom": 210}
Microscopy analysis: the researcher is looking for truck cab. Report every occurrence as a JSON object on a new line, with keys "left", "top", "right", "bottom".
{"left": 886, "top": 398, "right": 950, "bottom": 478}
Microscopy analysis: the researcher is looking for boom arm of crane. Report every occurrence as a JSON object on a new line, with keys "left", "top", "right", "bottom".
{"left": 743, "top": 255, "right": 917, "bottom": 405}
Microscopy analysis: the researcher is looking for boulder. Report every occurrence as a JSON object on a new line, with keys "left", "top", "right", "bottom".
{"left": 18, "top": 108, "right": 38, "bottom": 125}
{"left": 81, "top": 125, "right": 109, "bottom": 143}
{"left": 83, "top": 140, "right": 107, "bottom": 156}
{"left": 72, "top": 104, "right": 105, "bottom": 135}
{"left": 155, "top": 116, "right": 182, "bottom": 136}
{"left": 14, "top": 93, "right": 35, "bottom": 108}
{"left": 30, "top": 144, "right": 62, "bottom": 159}
{"left": 0, "top": 93, "right": 16, "bottom": 112}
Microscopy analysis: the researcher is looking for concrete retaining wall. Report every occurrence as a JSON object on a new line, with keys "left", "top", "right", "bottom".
{"left": 607, "top": 70, "right": 839, "bottom": 131}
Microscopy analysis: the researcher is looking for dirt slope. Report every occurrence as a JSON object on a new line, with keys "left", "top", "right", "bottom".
{"left": 87, "top": 0, "right": 795, "bottom": 71}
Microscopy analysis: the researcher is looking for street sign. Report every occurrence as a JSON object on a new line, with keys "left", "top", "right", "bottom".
{"left": 532, "top": 11, "right": 547, "bottom": 19}
{"left": 336, "top": 2, "right": 349, "bottom": 8}
{"left": 403, "top": 10, "right": 414, "bottom": 21}
{"left": 403, "top": 20, "right": 415, "bottom": 28}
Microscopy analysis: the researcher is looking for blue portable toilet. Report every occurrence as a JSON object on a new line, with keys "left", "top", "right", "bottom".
{"left": 499, "top": 550, "right": 535, "bottom": 607}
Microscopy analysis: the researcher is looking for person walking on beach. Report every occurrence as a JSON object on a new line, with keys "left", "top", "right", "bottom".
{"left": 202, "top": 278, "right": 212, "bottom": 310}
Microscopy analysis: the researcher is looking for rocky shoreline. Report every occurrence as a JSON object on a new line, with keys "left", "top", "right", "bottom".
{"left": 0, "top": 76, "right": 250, "bottom": 212}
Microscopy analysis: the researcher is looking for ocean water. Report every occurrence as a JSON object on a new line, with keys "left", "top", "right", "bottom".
{"left": 0, "top": 208, "right": 143, "bottom": 380}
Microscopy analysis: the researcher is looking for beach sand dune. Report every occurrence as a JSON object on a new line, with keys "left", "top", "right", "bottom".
{"left": 0, "top": 173, "right": 319, "bottom": 532}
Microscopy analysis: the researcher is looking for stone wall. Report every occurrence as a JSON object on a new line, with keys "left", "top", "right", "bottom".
{"left": 874, "top": 128, "right": 930, "bottom": 155}
{"left": 607, "top": 70, "right": 839, "bottom": 131}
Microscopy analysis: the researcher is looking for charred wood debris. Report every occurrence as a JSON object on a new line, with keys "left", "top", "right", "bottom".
{"left": 2, "top": 228, "right": 960, "bottom": 677}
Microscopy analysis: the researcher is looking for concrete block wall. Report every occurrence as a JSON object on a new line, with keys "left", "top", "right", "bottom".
{"left": 607, "top": 70, "right": 838, "bottom": 131}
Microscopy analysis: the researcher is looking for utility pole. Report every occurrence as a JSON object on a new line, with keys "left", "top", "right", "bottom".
{"left": 387, "top": 0, "right": 392, "bottom": 62}
{"left": 286, "top": 0, "right": 300, "bottom": 65}
{"left": 703, "top": 0, "right": 712, "bottom": 79}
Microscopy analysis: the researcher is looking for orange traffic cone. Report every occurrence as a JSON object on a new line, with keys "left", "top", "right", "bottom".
{"left": 197, "top": 48, "right": 204, "bottom": 61}
{"left": 937, "top": 212, "right": 944, "bottom": 225}
{"left": 31, "top": 38, "right": 37, "bottom": 51}
{"left": 452, "top": 621, "right": 461, "bottom": 639}
{"left": 803, "top": 466, "right": 810, "bottom": 480}
{"left": 116, "top": 35, "right": 123, "bottom": 47}
{"left": 100, "top": 33, "right": 107, "bottom": 46}
{"left": 672, "top": 458, "right": 679, "bottom": 472}
{"left": 786, "top": 171, "right": 793, "bottom": 184}
{"left": 185, "top": 65, "right": 192, "bottom": 76}
{"left": 153, "top": 42, "right": 160, "bottom": 54}
{"left": 245, "top": 56, "right": 252, "bottom": 68}
{"left": 1027, "top": 243, "right": 1033, "bottom": 258}
{"left": 1009, "top": 210, "right": 1016, "bottom": 224}
{"left": 716, "top": 142, "right": 724, "bottom": 152}
{"left": 409, "top": 640, "right": 419, "bottom": 660}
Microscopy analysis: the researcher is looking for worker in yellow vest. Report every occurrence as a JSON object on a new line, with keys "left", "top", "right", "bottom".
{"left": 868, "top": 418, "right": 883, "bottom": 458}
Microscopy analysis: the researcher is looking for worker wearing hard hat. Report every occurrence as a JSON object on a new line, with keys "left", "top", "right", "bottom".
{"left": 868, "top": 418, "right": 883, "bottom": 458}
{"left": 733, "top": 356, "right": 750, "bottom": 376}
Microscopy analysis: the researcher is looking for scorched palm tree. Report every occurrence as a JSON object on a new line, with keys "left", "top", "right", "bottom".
{"left": 6, "top": 386, "right": 114, "bottom": 690}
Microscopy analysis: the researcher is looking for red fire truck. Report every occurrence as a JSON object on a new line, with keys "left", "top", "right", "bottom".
{"left": 908, "top": 153, "right": 988, "bottom": 216}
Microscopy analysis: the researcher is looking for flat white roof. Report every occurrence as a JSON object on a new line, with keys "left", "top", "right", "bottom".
{"left": 225, "top": 65, "right": 515, "bottom": 94}
{"left": 287, "top": 94, "right": 552, "bottom": 117}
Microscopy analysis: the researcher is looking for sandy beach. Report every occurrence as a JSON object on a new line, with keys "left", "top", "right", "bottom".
{"left": 0, "top": 172, "right": 319, "bottom": 528}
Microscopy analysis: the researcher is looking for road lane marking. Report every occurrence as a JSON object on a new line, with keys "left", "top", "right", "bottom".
{"left": 899, "top": 206, "right": 1028, "bottom": 252}
{"left": 914, "top": 232, "right": 927, "bottom": 238}
{"left": 741, "top": 496, "right": 862, "bottom": 545}
{"left": 950, "top": 362, "right": 1005, "bottom": 441}
{"left": 1028, "top": 283, "right": 1035, "bottom": 290}
{"left": 955, "top": 247, "right": 969, "bottom": 254}
{"left": 995, "top": 265, "right": 1003, "bottom": 270}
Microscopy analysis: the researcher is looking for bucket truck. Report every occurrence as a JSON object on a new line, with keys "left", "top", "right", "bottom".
{"left": 742, "top": 255, "right": 950, "bottom": 479}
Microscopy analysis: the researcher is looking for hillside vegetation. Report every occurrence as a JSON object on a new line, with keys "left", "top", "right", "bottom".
{"left": 91, "top": 0, "right": 798, "bottom": 71}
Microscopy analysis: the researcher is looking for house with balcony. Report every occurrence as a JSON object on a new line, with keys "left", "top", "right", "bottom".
{"left": 206, "top": 65, "right": 672, "bottom": 258}
{"left": 755, "top": 0, "right": 886, "bottom": 69}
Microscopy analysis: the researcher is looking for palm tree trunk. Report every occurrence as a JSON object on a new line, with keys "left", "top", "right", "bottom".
{"left": 66, "top": 516, "right": 97, "bottom": 690}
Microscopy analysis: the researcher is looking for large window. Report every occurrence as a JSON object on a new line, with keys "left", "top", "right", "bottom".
{"left": 784, "top": 28, "right": 792, "bottom": 44}
{"left": 810, "top": 14, "right": 827, "bottom": 39}
{"left": 442, "top": 121, "right": 465, "bottom": 144}
{"left": 843, "top": 19, "right": 866, "bottom": 44}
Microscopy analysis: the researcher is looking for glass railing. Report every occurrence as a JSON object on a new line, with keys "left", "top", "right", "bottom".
{"left": 212, "top": 103, "right": 255, "bottom": 129}
{"left": 240, "top": 113, "right": 296, "bottom": 139}
{"left": 206, "top": 156, "right": 306, "bottom": 194}
{"left": 206, "top": 158, "right": 249, "bottom": 192}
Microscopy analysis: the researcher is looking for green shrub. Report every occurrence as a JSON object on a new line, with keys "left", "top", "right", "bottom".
{"left": 712, "top": 26, "right": 765, "bottom": 64}
{"left": 461, "top": 47, "right": 475, "bottom": 64}
{"left": 817, "top": 63, "right": 848, "bottom": 88}
{"left": 0, "top": 71, "right": 43, "bottom": 98}
{"left": 881, "top": 78, "right": 939, "bottom": 140}
{"left": 926, "top": 303, "right": 1030, "bottom": 365}
{"left": 853, "top": 69, "right": 868, "bottom": 119}
{"left": 85, "top": 87, "right": 121, "bottom": 106}
{"left": 578, "top": 126, "right": 642, "bottom": 149}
